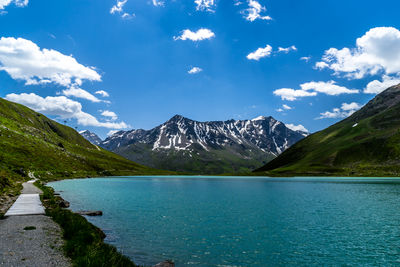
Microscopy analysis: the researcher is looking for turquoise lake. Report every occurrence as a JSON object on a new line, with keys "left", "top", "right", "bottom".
{"left": 49, "top": 176, "right": 400, "bottom": 266}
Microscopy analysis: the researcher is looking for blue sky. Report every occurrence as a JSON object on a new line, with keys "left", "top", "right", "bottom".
{"left": 1, "top": 0, "right": 400, "bottom": 138}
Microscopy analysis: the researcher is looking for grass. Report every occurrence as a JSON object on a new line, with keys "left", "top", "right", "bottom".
{"left": 255, "top": 85, "right": 400, "bottom": 177}
{"left": 0, "top": 97, "right": 174, "bottom": 196}
{"left": 35, "top": 181, "right": 137, "bottom": 267}
{"left": 0, "top": 98, "right": 178, "bottom": 265}
{"left": 114, "top": 141, "right": 275, "bottom": 175}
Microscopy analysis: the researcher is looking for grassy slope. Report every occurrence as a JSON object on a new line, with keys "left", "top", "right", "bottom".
{"left": 0, "top": 98, "right": 170, "bottom": 194}
{"left": 115, "top": 142, "right": 275, "bottom": 175}
{"left": 255, "top": 84, "right": 400, "bottom": 177}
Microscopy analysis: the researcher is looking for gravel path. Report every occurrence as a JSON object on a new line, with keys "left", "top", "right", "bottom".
{"left": 21, "top": 181, "right": 42, "bottom": 194}
{"left": 0, "top": 181, "right": 71, "bottom": 266}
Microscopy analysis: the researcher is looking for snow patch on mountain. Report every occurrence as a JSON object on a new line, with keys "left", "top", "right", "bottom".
{"left": 101, "top": 115, "right": 306, "bottom": 156}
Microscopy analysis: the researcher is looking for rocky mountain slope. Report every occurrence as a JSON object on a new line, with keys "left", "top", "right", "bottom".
{"left": 96, "top": 115, "right": 306, "bottom": 174}
{"left": 79, "top": 130, "right": 102, "bottom": 145}
{"left": 0, "top": 98, "right": 168, "bottom": 195}
{"left": 255, "top": 84, "right": 400, "bottom": 177}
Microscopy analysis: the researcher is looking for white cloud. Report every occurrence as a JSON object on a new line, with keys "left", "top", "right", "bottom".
{"left": 364, "top": 75, "right": 400, "bottom": 94}
{"left": 341, "top": 102, "right": 361, "bottom": 111}
{"left": 318, "top": 102, "right": 362, "bottom": 119}
{"left": 0, "top": 0, "right": 28, "bottom": 10}
{"left": 95, "top": 90, "right": 110, "bottom": 97}
{"left": 174, "top": 28, "right": 215, "bottom": 41}
{"left": 241, "top": 0, "right": 272, "bottom": 22}
{"left": 274, "top": 81, "right": 358, "bottom": 101}
{"left": 277, "top": 104, "right": 292, "bottom": 112}
{"left": 273, "top": 88, "right": 318, "bottom": 101}
{"left": 282, "top": 104, "right": 292, "bottom": 110}
{"left": 316, "top": 27, "right": 400, "bottom": 79}
{"left": 121, "top": 12, "right": 135, "bottom": 19}
{"left": 195, "top": 0, "right": 215, "bottom": 12}
{"left": 0, "top": 37, "right": 101, "bottom": 87}
{"left": 152, "top": 0, "right": 164, "bottom": 7}
{"left": 101, "top": 110, "right": 118, "bottom": 121}
{"left": 278, "top": 45, "right": 297, "bottom": 53}
{"left": 62, "top": 87, "right": 102, "bottom": 103}
{"left": 188, "top": 67, "right": 202, "bottom": 74}
{"left": 285, "top": 123, "right": 309, "bottom": 133}
{"left": 110, "top": 0, "right": 135, "bottom": 18}
{"left": 110, "top": 0, "right": 127, "bottom": 14}
{"left": 300, "top": 56, "right": 311, "bottom": 62}
{"left": 5, "top": 93, "right": 128, "bottom": 129}
{"left": 300, "top": 81, "right": 359, "bottom": 95}
{"left": 247, "top": 45, "right": 272, "bottom": 60}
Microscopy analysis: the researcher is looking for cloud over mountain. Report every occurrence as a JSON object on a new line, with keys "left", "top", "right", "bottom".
{"left": 5, "top": 93, "right": 128, "bottom": 129}
{"left": 318, "top": 102, "right": 362, "bottom": 119}
{"left": 316, "top": 27, "right": 400, "bottom": 79}
{"left": 274, "top": 81, "right": 358, "bottom": 101}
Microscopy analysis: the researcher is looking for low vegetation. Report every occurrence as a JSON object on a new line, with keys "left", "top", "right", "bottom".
{"left": 0, "top": 98, "right": 173, "bottom": 196}
{"left": 35, "top": 181, "right": 137, "bottom": 267}
{"left": 255, "top": 84, "right": 400, "bottom": 177}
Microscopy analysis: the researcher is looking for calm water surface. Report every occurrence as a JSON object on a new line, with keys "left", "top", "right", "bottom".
{"left": 49, "top": 176, "right": 400, "bottom": 266}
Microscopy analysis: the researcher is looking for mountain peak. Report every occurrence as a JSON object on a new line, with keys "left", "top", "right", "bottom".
{"left": 349, "top": 83, "right": 400, "bottom": 122}
{"left": 168, "top": 114, "right": 191, "bottom": 123}
{"left": 100, "top": 114, "right": 306, "bottom": 174}
{"left": 79, "top": 130, "right": 102, "bottom": 145}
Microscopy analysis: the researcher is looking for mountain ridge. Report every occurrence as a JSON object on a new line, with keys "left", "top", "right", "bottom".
{"left": 92, "top": 115, "right": 307, "bottom": 174}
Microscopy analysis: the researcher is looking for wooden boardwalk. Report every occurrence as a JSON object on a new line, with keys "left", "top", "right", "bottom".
{"left": 5, "top": 180, "right": 45, "bottom": 216}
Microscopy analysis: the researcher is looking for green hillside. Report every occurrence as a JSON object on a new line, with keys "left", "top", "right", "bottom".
{"left": 114, "top": 142, "right": 275, "bottom": 175}
{"left": 0, "top": 98, "right": 169, "bottom": 194}
{"left": 255, "top": 84, "right": 400, "bottom": 177}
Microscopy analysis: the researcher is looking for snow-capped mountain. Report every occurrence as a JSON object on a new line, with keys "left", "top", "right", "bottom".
{"left": 100, "top": 115, "right": 307, "bottom": 174}
{"left": 79, "top": 130, "right": 102, "bottom": 145}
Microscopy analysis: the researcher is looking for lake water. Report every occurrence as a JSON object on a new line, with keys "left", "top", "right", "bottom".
{"left": 49, "top": 176, "right": 400, "bottom": 266}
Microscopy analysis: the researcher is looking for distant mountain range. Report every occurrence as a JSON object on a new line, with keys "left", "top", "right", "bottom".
{"left": 81, "top": 115, "right": 307, "bottom": 174}
{"left": 256, "top": 84, "right": 400, "bottom": 177}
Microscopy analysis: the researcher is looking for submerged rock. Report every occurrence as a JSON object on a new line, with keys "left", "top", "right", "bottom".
{"left": 77, "top": 210, "right": 103, "bottom": 216}
{"left": 153, "top": 260, "right": 174, "bottom": 267}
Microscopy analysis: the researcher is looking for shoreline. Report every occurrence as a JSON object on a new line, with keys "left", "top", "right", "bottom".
{"left": 34, "top": 181, "right": 139, "bottom": 266}
{"left": 3, "top": 175, "right": 398, "bottom": 266}
{"left": 0, "top": 180, "right": 70, "bottom": 266}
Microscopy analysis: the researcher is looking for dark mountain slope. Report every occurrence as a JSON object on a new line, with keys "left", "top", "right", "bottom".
{"left": 255, "top": 84, "right": 400, "bottom": 177}
{"left": 0, "top": 98, "right": 168, "bottom": 194}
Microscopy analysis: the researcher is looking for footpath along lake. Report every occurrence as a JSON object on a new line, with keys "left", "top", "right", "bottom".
{"left": 49, "top": 176, "right": 400, "bottom": 266}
